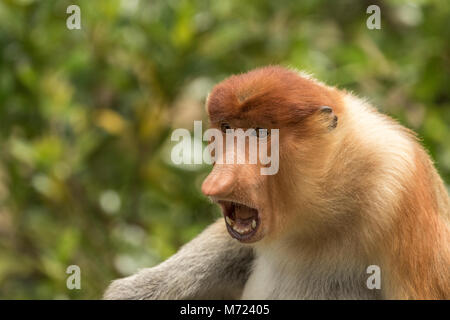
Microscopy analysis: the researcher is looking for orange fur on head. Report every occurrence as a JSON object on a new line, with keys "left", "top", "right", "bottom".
{"left": 207, "top": 66, "right": 343, "bottom": 128}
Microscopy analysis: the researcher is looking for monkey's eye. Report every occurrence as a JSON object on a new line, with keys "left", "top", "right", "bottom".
{"left": 252, "top": 128, "right": 270, "bottom": 138}
{"left": 221, "top": 123, "right": 231, "bottom": 133}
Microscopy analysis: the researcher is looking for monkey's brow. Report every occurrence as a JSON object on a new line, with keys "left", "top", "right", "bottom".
{"left": 213, "top": 121, "right": 275, "bottom": 129}
{"left": 208, "top": 107, "right": 277, "bottom": 126}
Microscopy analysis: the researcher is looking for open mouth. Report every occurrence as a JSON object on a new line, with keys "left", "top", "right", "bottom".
{"left": 219, "top": 201, "right": 260, "bottom": 242}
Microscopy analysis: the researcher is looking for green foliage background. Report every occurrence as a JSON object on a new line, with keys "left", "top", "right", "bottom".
{"left": 0, "top": 0, "right": 449, "bottom": 299}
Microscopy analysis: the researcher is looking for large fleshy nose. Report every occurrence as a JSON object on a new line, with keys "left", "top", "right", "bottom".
{"left": 201, "top": 165, "right": 236, "bottom": 198}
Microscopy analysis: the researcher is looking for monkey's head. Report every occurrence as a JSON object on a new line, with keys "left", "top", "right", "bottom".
{"left": 201, "top": 66, "right": 343, "bottom": 244}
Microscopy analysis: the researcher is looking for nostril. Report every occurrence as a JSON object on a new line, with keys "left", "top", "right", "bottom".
{"left": 201, "top": 178, "right": 213, "bottom": 196}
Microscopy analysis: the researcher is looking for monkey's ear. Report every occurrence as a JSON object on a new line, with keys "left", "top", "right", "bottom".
{"left": 317, "top": 106, "right": 338, "bottom": 130}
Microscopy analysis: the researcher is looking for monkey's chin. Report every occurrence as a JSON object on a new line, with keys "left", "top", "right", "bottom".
{"left": 219, "top": 201, "right": 262, "bottom": 243}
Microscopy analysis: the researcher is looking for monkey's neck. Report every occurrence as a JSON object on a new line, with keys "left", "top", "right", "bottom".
{"left": 247, "top": 237, "right": 380, "bottom": 299}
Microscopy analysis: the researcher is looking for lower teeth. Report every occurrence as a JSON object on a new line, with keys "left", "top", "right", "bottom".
{"left": 227, "top": 219, "right": 257, "bottom": 235}
{"left": 233, "top": 225, "right": 250, "bottom": 234}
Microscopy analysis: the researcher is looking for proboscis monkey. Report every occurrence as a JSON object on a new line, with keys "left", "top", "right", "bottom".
{"left": 104, "top": 66, "right": 450, "bottom": 300}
